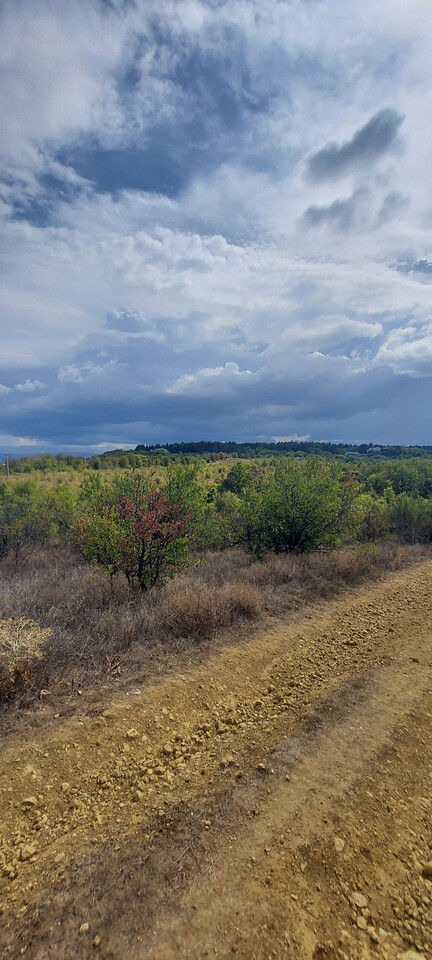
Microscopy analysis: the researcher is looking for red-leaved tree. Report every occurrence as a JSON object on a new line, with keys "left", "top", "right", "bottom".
{"left": 116, "top": 488, "right": 189, "bottom": 589}
{"left": 77, "top": 479, "right": 190, "bottom": 590}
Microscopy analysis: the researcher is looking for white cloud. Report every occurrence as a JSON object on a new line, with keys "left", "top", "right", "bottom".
{"left": 272, "top": 434, "right": 311, "bottom": 442}
{"left": 2, "top": 0, "right": 432, "bottom": 445}
{"left": 57, "top": 359, "right": 120, "bottom": 384}
{"left": 167, "top": 361, "right": 253, "bottom": 395}
{"left": 0, "top": 433, "right": 37, "bottom": 448}
{"left": 15, "top": 379, "right": 47, "bottom": 392}
{"left": 374, "top": 322, "right": 432, "bottom": 378}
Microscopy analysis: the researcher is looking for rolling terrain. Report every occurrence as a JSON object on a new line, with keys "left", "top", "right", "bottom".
{"left": 1, "top": 561, "right": 432, "bottom": 959}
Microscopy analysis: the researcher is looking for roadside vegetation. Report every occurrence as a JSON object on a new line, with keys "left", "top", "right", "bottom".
{"left": 1, "top": 451, "right": 432, "bottom": 710}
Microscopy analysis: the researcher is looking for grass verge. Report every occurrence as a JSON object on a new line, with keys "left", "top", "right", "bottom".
{"left": 0, "top": 541, "right": 428, "bottom": 715}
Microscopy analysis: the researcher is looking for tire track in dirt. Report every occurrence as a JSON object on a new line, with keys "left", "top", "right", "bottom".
{"left": 145, "top": 654, "right": 432, "bottom": 960}
{"left": 1, "top": 559, "right": 432, "bottom": 959}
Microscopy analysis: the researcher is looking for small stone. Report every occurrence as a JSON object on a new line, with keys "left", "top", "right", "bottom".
{"left": 22, "top": 796, "right": 38, "bottom": 808}
{"left": 125, "top": 728, "right": 139, "bottom": 740}
{"left": 367, "top": 926, "right": 379, "bottom": 943}
{"left": 334, "top": 837, "right": 345, "bottom": 853}
{"left": 356, "top": 916, "right": 367, "bottom": 931}
{"left": 79, "top": 923, "right": 90, "bottom": 935}
{"left": 19, "top": 845, "right": 37, "bottom": 862}
{"left": 93, "top": 935, "right": 101, "bottom": 947}
{"left": 132, "top": 790, "right": 143, "bottom": 802}
{"left": 220, "top": 754, "right": 235, "bottom": 767}
{"left": 421, "top": 862, "right": 432, "bottom": 879}
{"left": 163, "top": 743, "right": 173, "bottom": 756}
{"left": 352, "top": 891, "right": 368, "bottom": 909}
{"left": 61, "top": 782, "right": 70, "bottom": 794}
{"left": 23, "top": 764, "right": 37, "bottom": 777}
{"left": 54, "top": 852, "right": 65, "bottom": 864}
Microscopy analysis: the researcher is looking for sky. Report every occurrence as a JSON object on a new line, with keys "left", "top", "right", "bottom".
{"left": 1, "top": 0, "right": 432, "bottom": 455}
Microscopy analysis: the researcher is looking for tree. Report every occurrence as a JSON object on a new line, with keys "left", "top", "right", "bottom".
{"left": 236, "top": 484, "right": 270, "bottom": 558}
{"left": 263, "top": 460, "right": 351, "bottom": 554}
{"left": 77, "top": 476, "right": 190, "bottom": 590}
{"left": 219, "top": 462, "right": 253, "bottom": 496}
{"left": 388, "top": 493, "right": 432, "bottom": 544}
{"left": 354, "top": 493, "right": 390, "bottom": 542}
{"left": 0, "top": 482, "right": 54, "bottom": 561}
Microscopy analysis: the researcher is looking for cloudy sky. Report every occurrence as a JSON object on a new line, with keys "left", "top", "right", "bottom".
{"left": 1, "top": 0, "right": 432, "bottom": 455}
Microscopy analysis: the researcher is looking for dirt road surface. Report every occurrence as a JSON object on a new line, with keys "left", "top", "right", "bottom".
{"left": 1, "top": 560, "right": 432, "bottom": 960}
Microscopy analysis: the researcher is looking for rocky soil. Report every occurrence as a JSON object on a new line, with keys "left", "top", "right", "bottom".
{"left": 1, "top": 560, "right": 432, "bottom": 959}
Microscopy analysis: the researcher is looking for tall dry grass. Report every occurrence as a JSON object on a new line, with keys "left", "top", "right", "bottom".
{"left": 0, "top": 541, "right": 428, "bottom": 705}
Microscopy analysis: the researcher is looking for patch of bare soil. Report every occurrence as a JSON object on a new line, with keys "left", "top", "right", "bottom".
{"left": 1, "top": 560, "right": 432, "bottom": 959}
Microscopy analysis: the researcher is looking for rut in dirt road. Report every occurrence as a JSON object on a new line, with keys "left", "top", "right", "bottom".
{"left": 1, "top": 559, "right": 432, "bottom": 960}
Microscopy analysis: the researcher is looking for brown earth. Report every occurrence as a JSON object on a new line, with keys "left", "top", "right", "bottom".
{"left": 1, "top": 560, "right": 432, "bottom": 960}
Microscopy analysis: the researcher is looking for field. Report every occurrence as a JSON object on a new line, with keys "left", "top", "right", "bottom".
{"left": 1, "top": 454, "right": 432, "bottom": 958}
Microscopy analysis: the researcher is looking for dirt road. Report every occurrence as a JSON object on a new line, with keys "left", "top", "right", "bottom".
{"left": 1, "top": 560, "right": 432, "bottom": 959}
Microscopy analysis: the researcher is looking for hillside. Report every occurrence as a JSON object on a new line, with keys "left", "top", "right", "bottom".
{"left": 1, "top": 560, "right": 432, "bottom": 959}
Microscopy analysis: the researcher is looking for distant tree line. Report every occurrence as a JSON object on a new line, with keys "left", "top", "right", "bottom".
{"left": 6, "top": 441, "right": 432, "bottom": 477}
{"left": 135, "top": 440, "right": 432, "bottom": 459}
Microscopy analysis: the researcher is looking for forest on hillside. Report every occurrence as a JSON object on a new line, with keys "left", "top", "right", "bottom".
{"left": 5, "top": 440, "right": 432, "bottom": 476}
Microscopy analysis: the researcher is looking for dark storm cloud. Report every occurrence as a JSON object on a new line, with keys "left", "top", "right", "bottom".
{"left": 375, "top": 191, "right": 408, "bottom": 227}
{"left": 306, "top": 108, "right": 404, "bottom": 182}
{"left": 0, "top": 352, "right": 395, "bottom": 446}
{"left": 301, "top": 188, "right": 365, "bottom": 231}
{"left": 59, "top": 29, "right": 276, "bottom": 202}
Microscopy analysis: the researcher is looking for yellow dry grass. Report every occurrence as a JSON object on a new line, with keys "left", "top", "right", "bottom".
{"left": 0, "top": 618, "right": 51, "bottom": 700}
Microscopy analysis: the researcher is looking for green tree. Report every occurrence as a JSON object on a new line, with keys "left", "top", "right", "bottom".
{"left": 263, "top": 460, "right": 351, "bottom": 554}
{"left": 77, "top": 475, "right": 190, "bottom": 590}
{"left": 0, "top": 482, "right": 53, "bottom": 561}
{"left": 354, "top": 493, "right": 390, "bottom": 542}
{"left": 219, "top": 462, "right": 253, "bottom": 496}
{"left": 389, "top": 493, "right": 432, "bottom": 543}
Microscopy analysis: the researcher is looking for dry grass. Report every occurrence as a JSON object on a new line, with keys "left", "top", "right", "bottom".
{"left": 156, "top": 581, "right": 264, "bottom": 641}
{"left": 0, "top": 541, "right": 428, "bottom": 709}
{"left": 0, "top": 617, "right": 51, "bottom": 700}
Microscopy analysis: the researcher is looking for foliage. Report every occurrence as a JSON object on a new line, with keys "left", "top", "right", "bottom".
{"left": 219, "top": 462, "right": 253, "bottom": 495}
{"left": 231, "top": 460, "right": 353, "bottom": 558}
{"left": 388, "top": 493, "right": 432, "bottom": 544}
{"left": 0, "top": 481, "right": 76, "bottom": 560}
{"left": 77, "top": 474, "right": 190, "bottom": 590}
{"left": 2, "top": 451, "right": 432, "bottom": 581}
{"left": 353, "top": 493, "right": 391, "bottom": 542}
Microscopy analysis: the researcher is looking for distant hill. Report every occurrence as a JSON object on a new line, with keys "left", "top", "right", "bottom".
{"left": 135, "top": 440, "right": 432, "bottom": 459}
